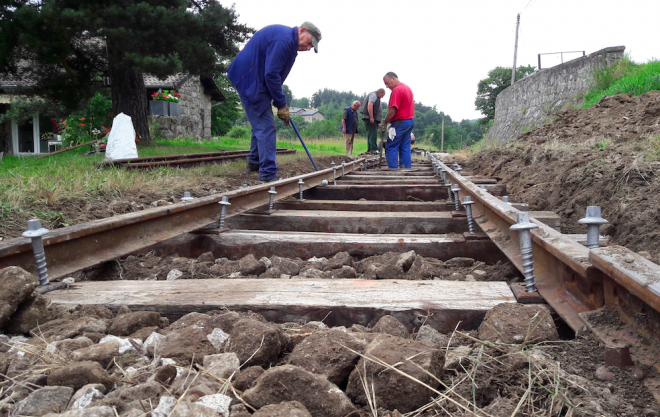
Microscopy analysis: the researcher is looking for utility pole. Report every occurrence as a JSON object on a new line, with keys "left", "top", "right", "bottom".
{"left": 441, "top": 116, "right": 445, "bottom": 152}
{"left": 511, "top": 13, "right": 520, "bottom": 85}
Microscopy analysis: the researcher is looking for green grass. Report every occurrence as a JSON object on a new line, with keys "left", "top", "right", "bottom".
{"left": 583, "top": 58, "right": 660, "bottom": 108}
{"left": 0, "top": 134, "right": 368, "bottom": 210}
{"left": 155, "top": 135, "right": 368, "bottom": 156}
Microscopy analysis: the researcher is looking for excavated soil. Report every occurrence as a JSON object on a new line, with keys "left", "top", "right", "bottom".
{"left": 0, "top": 155, "right": 354, "bottom": 240}
{"left": 468, "top": 91, "right": 660, "bottom": 261}
{"left": 68, "top": 251, "right": 523, "bottom": 283}
{"left": 1, "top": 302, "right": 658, "bottom": 417}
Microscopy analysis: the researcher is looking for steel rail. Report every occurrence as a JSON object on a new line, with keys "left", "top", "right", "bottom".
{"left": 433, "top": 156, "right": 660, "bottom": 338}
{"left": 96, "top": 149, "right": 295, "bottom": 169}
{"left": 0, "top": 157, "right": 371, "bottom": 280}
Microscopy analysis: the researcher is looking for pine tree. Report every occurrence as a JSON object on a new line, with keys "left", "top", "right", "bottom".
{"left": 0, "top": 0, "right": 252, "bottom": 141}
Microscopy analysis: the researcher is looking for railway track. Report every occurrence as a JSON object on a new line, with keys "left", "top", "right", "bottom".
{"left": 1, "top": 153, "right": 659, "bottom": 402}
{"left": 95, "top": 148, "right": 296, "bottom": 169}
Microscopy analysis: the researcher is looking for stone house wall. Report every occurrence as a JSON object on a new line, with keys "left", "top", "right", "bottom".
{"left": 151, "top": 77, "right": 212, "bottom": 140}
{"left": 487, "top": 46, "right": 625, "bottom": 143}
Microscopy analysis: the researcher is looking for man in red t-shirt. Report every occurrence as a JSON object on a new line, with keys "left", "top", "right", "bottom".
{"left": 381, "top": 72, "right": 415, "bottom": 168}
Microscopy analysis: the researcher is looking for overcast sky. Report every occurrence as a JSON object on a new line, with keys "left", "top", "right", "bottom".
{"left": 225, "top": 0, "right": 658, "bottom": 121}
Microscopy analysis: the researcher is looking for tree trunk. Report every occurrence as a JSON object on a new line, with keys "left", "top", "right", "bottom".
{"left": 107, "top": 42, "right": 150, "bottom": 142}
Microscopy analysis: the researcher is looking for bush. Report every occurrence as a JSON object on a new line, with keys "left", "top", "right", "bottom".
{"left": 583, "top": 57, "right": 660, "bottom": 108}
{"left": 227, "top": 126, "right": 250, "bottom": 138}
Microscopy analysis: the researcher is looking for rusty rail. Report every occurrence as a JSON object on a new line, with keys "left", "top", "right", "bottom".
{"left": 95, "top": 148, "right": 295, "bottom": 169}
{"left": 0, "top": 158, "right": 371, "bottom": 280}
{"left": 433, "top": 156, "right": 660, "bottom": 338}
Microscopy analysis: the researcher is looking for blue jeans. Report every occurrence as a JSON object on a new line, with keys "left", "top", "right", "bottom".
{"left": 385, "top": 118, "right": 414, "bottom": 169}
{"left": 245, "top": 106, "right": 278, "bottom": 180}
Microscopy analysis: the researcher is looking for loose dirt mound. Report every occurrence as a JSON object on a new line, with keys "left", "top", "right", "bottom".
{"left": 470, "top": 91, "right": 660, "bottom": 260}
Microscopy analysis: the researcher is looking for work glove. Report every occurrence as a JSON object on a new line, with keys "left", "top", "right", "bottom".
{"left": 277, "top": 106, "right": 290, "bottom": 126}
{"left": 378, "top": 122, "right": 387, "bottom": 134}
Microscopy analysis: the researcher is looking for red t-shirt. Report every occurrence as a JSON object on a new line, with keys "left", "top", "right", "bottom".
{"left": 388, "top": 82, "right": 414, "bottom": 121}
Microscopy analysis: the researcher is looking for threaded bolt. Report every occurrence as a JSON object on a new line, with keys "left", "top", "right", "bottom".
{"left": 440, "top": 167, "right": 447, "bottom": 182}
{"left": 22, "top": 219, "right": 50, "bottom": 286}
{"left": 480, "top": 185, "right": 487, "bottom": 190}
{"left": 341, "top": 161, "right": 345, "bottom": 176}
{"left": 242, "top": 184, "right": 248, "bottom": 188}
{"left": 578, "top": 206, "right": 609, "bottom": 249}
{"left": 331, "top": 161, "right": 336, "bottom": 169}
{"left": 455, "top": 165, "right": 463, "bottom": 176}
{"left": 360, "top": 162, "right": 364, "bottom": 171}
{"left": 502, "top": 196, "right": 512, "bottom": 204}
{"left": 445, "top": 181, "right": 453, "bottom": 202}
{"left": 462, "top": 196, "right": 476, "bottom": 234}
{"left": 218, "top": 196, "right": 231, "bottom": 228}
{"left": 181, "top": 191, "right": 194, "bottom": 202}
{"left": 332, "top": 166, "right": 337, "bottom": 181}
{"left": 298, "top": 179, "right": 305, "bottom": 200}
{"left": 451, "top": 184, "right": 461, "bottom": 212}
{"left": 510, "top": 212, "right": 540, "bottom": 292}
{"left": 268, "top": 186, "right": 277, "bottom": 211}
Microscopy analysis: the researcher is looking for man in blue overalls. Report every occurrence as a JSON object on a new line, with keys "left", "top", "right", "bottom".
{"left": 228, "top": 22, "right": 322, "bottom": 182}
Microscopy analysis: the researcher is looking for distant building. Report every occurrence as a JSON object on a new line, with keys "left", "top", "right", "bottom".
{"left": 271, "top": 107, "right": 325, "bottom": 124}
{"left": 298, "top": 110, "right": 324, "bottom": 123}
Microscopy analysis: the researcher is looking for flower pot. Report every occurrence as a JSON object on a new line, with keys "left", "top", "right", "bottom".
{"left": 150, "top": 101, "right": 168, "bottom": 116}
{"left": 168, "top": 102, "right": 181, "bottom": 117}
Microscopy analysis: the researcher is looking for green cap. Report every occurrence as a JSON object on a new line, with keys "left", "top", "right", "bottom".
{"left": 300, "top": 21, "right": 322, "bottom": 53}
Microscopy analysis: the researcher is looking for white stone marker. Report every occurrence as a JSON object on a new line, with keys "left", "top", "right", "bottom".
{"left": 105, "top": 113, "right": 138, "bottom": 160}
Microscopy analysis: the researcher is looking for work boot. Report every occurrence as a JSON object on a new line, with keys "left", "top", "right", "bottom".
{"left": 261, "top": 176, "right": 280, "bottom": 183}
{"left": 244, "top": 162, "right": 260, "bottom": 177}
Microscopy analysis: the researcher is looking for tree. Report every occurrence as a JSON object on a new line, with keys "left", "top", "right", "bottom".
{"left": 211, "top": 74, "right": 242, "bottom": 137}
{"left": 0, "top": 0, "right": 252, "bottom": 141}
{"left": 282, "top": 84, "right": 294, "bottom": 105}
{"left": 475, "top": 65, "right": 535, "bottom": 123}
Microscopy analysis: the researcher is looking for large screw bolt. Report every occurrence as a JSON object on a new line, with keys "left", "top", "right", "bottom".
{"left": 332, "top": 166, "right": 337, "bottom": 181}
{"left": 451, "top": 184, "right": 461, "bottom": 212}
{"left": 452, "top": 162, "right": 459, "bottom": 170}
{"left": 445, "top": 181, "right": 454, "bottom": 202}
{"left": 502, "top": 196, "right": 512, "bottom": 204}
{"left": 455, "top": 165, "right": 463, "bottom": 176}
{"left": 341, "top": 161, "right": 345, "bottom": 176}
{"left": 578, "top": 206, "right": 609, "bottom": 249}
{"left": 218, "top": 196, "right": 231, "bottom": 228}
{"left": 22, "top": 219, "right": 50, "bottom": 286}
{"left": 510, "top": 212, "right": 540, "bottom": 292}
{"left": 181, "top": 191, "right": 194, "bottom": 202}
{"left": 462, "top": 196, "right": 476, "bottom": 234}
{"left": 480, "top": 185, "right": 487, "bottom": 190}
{"left": 440, "top": 167, "right": 447, "bottom": 182}
{"left": 242, "top": 184, "right": 248, "bottom": 188}
{"left": 268, "top": 187, "right": 277, "bottom": 211}
{"left": 360, "top": 162, "right": 364, "bottom": 171}
{"left": 331, "top": 160, "right": 336, "bottom": 169}
{"left": 298, "top": 179, "right": 305, "bottom": 200}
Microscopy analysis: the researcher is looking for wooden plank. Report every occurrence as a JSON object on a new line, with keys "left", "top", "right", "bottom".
{"left": 225, "top": 210, "right": 468, "bottom": 234}
{"left": 35, "top": 140, "right": 99, "bottom": 159}
{"left": 306, "top": 184, "right": 448, "bottom": 201}
{"left": 275, "top": 200, "right": 451, "bottom": 212}
{"left": 144, "top": 230, "right": 509, "bottom": 264}
{"left": 348, "top": 170, "right": 434, "bottom": 176}
{"left": 337, "top": 179, "right": 440, "bottom": 185}
{"left": 46, "top": 279, "right": 516, "bottom": 332}
{"left": 529, "top": 211, "right": 561, "bottom": 232}
{"left": 346, "top": 175, "right": 437, "bottom": 180}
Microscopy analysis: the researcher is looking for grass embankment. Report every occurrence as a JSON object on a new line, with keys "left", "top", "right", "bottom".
{"left": 0, "top": 136, "right": 359, "bottom": 221}
{"left": 582, "top": 57, "right": 660, "bottom": 108}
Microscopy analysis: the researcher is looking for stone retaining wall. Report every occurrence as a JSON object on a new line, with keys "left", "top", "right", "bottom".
{"left": 488, "top": 46, "right": 625, "bottom": 142}
{"left": 151, "top": 77, "right": 212, "bottom": 140}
